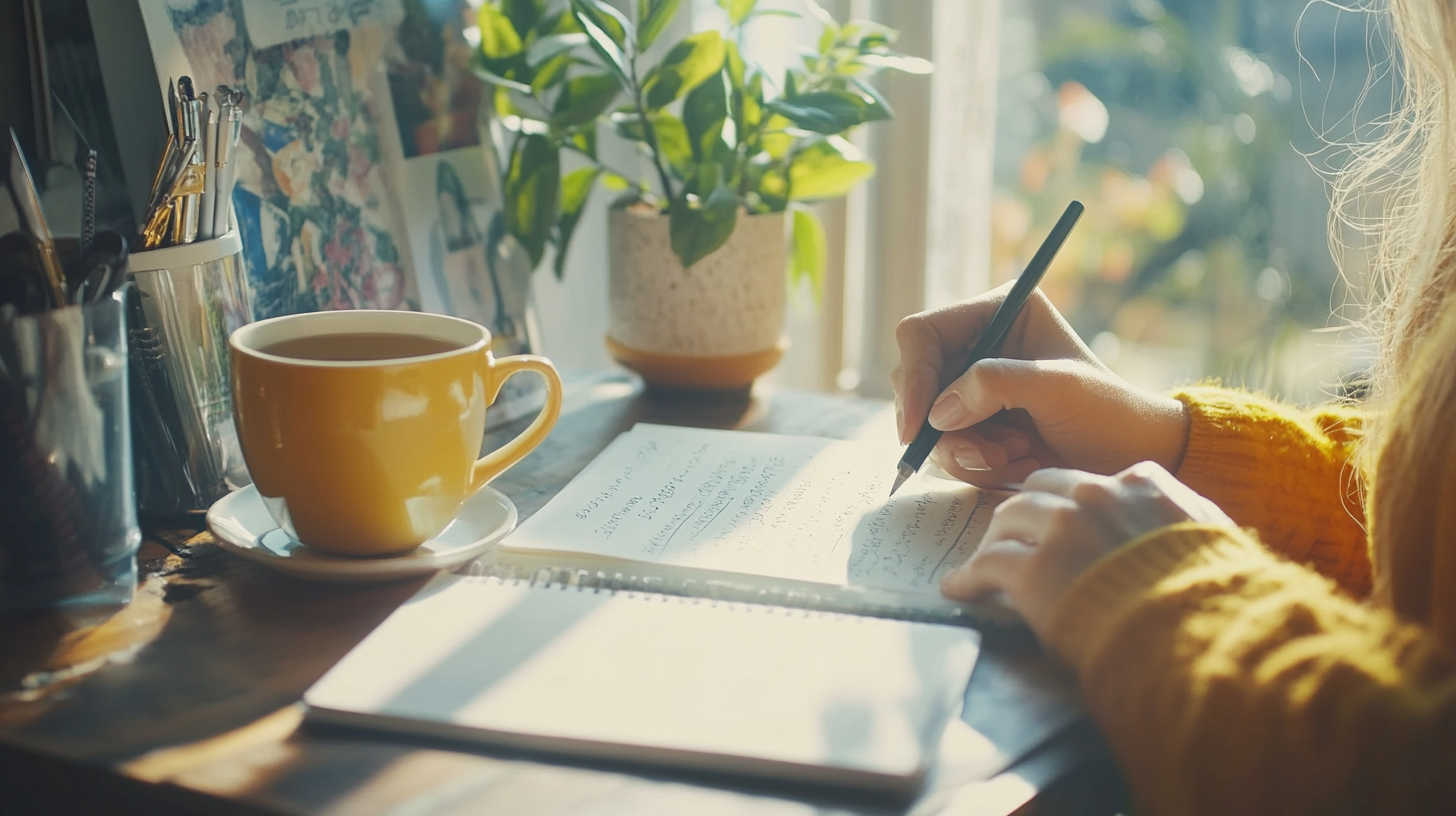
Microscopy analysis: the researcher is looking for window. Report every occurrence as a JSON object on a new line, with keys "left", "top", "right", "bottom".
{"left": 533, "top": 0, "right": 1382, "bottom": 403}
{"left": 992, "top": 0, "right": 1389, "bottom": 401}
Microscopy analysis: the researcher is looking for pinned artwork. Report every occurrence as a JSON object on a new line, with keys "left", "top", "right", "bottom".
{"left": 124, "top": 0, "right": 543, "bottom": 426}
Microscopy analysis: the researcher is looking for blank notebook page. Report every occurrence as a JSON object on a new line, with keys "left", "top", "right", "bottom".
{"left": 305, "top": 574, "right": 980, "bottom": 795}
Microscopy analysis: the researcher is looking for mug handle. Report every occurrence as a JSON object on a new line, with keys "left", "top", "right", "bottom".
{"left": 470, "top": 353, "right": 563, "bottom": 490}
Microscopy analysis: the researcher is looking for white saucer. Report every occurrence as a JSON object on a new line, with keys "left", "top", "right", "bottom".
{"left": 206, "top": 485, "right": 518, "bottom": 583}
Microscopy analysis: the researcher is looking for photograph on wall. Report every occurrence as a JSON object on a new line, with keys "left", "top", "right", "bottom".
{"left": 386, "top": 0, "right": 543, "bottom": 423}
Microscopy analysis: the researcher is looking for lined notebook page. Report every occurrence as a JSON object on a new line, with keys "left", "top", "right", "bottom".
{"left": 501, "top": 424, "right": 1005, "bottom": 593}
{"left": 305, "top": 573, "right": 981, "bottom": 795}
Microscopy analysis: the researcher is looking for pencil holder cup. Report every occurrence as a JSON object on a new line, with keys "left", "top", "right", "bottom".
{"left": 0, "top": 286, "right": 141, "bottom": 610}
{"left": 126, "top": 231, "right": 254, "bottom": 514}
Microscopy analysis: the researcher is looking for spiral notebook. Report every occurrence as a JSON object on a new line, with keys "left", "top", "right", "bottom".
{"left": 486, "top": 424, "right": 1018, "bottom": 627}
{"left": 305, "top": 572, "right": 981, "bottom": 797}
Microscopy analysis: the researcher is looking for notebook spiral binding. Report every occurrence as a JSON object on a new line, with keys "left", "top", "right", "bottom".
{"left": 467, "top": 567, "right": 874, "bottom": 623}
{"left": 464, "top": 562, "right": 1021, "bottom": 629}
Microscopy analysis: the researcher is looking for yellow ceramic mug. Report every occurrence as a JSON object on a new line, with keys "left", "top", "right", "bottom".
{"left": 229, "top": 310, "right": 561, "bottom": 556}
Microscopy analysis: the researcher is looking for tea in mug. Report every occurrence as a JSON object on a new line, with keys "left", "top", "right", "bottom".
{"left": 259, "top": 332, "right": 461, "bottom": 362}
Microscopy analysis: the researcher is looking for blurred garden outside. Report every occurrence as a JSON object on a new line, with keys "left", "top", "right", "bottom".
{"left": 992, "top": 0, "right": 1390, "bottom": 402}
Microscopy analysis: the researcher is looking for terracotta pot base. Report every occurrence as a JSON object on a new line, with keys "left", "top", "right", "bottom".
{"left": 606, "top": 335, "right": 788, "bottom": 392}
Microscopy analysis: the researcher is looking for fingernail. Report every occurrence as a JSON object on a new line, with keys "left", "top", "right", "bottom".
{"left": 1003, "top": 437, "right": 1031, "bottom": 459}
{"left": 895, "top": 401, "right": 905, "bottom": 444}
{"left": 954, "top": 447, "right": 986, "bottom": 470}
{"left": 928, "top": 394, "right": 969, "bottom": 430}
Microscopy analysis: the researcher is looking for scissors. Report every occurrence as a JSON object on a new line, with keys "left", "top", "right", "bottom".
{"left": 69, "top": 230, "right": 128, "bottom": 306}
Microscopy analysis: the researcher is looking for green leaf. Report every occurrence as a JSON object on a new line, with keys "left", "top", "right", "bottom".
{"left": 817, "top": 24, "right": 835, "bottom": 55}
{"left": 857, "top": 52, "right": 933, "bottom": 75}
{"left": 492, "top": 83, "right": 553, "bottom": 123}
{"left": 552, "top": 73, "right": 621, "bottom": 127}
{"left": 570, "top": 0, "right": 631, "bottom": 85}
{"left": 527, "top": 33, "right": 588, "bottom": 67}
{"left": 693, "top": 159, "right": 721, "bottom": 193}
{"left": 727, "top": 44, "right": 749, "bottom": 154}
{"left": 470, "top": 51, "right": 535, "bottom": 95}
{"left": 760, "top": 174, "right": 788, "bottom": 210}
{"left": 611, "top": 110, "right": 647, "bottom": 141}
{"left": 601, "top": 172, "right": 632, "bottom": 191}
{"left": 683, "top": 70, "right": 728, "bottom": 160}
{"left": 740, "top": 72, "right": 763, "bottom": 131}
{"left": 571, "top": 0, "right": 632, "bottom": 50}
{"left": 723, "top": 0, "right": 757, "bottom": 25}
{"left": 636, "top": 0, "right": 680, "bottom": 51}
{"left": 502, "top": 0, "right": 543, "bottom": 34}
{"left": 568, "top": 125, "right": 598, "bottom": 158}
{"left": 759, "top": 113, "right": 793, "bottom": 158}
{"left": 670, "top": 165, "right": 738, "bottom": 268}
{"left": 767, "top": 89, "right": 877, "bottom": 134}
{"left": 846, "top": 22, "right": 897, "bottom": 50}
{"left": 652, "top": 113, "right": 694, "bottom": 179}
{"left": 788, "top": 204, "right": 826, "bottom": 297}
{"left": 746, "top": 159, "right": 788, "bottom": 211}
{"left": 478, "top": 4, "right": 525, "bottom": 59}
{"left": 531, "top": 53, "right": 573, "bottom": 93}
{"left": 643, "top": 31, "right": 726, "bottom": 110}
{"left": 788, "top": 137, "right": 874, "bottom": 200}
{"left": 552, "top": 166, "right": 601, "bottom": 278}
{"left": 533, "top": 10, "right": 581, "bottom": 36}
{"left": 724, "top": 39, "right": 745, "bottom": 88}
{"left": 802, "top": 0, "right": 838, "bottom": 29}
{"left": 613, "top": 110, "right": 692, "bottom": 177}
{"left": 783, "top": 69, "right": 800, "bottom": 98}
{"left": 505, "top": 134, "right": 561, "bottom": 268}
{"left": 849, "top": 77, "right": 893, "bottom": 121}
{"left": 561, "top": 167, "right": 600, "bottom": 217}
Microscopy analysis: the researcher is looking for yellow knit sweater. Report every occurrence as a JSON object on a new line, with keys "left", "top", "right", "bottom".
{"left": 1045, "top": 387, "right": 1456, "bottom": 815}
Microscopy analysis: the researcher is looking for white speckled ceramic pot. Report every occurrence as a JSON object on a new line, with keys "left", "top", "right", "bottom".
{"left": 606, "top": 206, "right": 788, "bottom": 391}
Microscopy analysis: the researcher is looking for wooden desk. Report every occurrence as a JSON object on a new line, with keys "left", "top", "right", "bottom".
{"left": 0, "top": 372, "right": 1125, "bottom": 816}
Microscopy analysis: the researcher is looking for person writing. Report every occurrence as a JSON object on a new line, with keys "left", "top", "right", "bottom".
{"left": 892, "top": 1, "right": 1456, "bottom": 812}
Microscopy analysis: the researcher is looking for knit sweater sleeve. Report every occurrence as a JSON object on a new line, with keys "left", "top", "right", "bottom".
{"left": 1171, "top": 387, "right": 1370, "bottom": 596}
{"left": 1046, "top": 524, "right": 1456, "bottom": 816}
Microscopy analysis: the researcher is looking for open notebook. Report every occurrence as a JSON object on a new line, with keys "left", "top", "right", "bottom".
{"left": 483, "top": 424, "right": 1017, "bottom": 627}
{"left": 305, "top": 572, "right": 980, "bottom": 798}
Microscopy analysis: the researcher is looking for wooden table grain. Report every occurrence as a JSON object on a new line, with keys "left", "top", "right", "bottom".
{"left": 0, "top": 371, "right": 1124, "bottom": 816}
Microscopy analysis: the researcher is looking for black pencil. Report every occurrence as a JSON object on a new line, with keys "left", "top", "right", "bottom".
{"left": 890, "top": 200, "right": 1085, "bottom": 496}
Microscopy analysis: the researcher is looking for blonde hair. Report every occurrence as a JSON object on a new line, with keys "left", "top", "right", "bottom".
{"left": 1332, "top": 0, "right": 1456, "bottom": 394}
{"left": 1337, "top": 0, "right": 1456, "bottom": 632}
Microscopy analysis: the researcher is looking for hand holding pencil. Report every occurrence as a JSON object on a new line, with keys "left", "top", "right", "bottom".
{"left": 890, "top": 202, "right": 1192, "bottom": 491}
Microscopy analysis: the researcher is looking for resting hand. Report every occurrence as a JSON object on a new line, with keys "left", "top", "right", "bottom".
{"left": 940, "top": 462, "right": 1234, "bottom": 639}
{"left": 891, "top": 286, "right": 1190, "bottom": 489}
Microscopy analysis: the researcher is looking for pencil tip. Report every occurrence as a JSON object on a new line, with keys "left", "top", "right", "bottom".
{"left": 888, "top": 463, "right": 913, "bottom": 497}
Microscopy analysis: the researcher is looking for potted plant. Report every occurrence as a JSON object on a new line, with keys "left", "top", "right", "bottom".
{"left": 471, "top": 0, "right": 929, "bottom": 390}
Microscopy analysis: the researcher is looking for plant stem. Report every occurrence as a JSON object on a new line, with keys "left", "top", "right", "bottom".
{"left": 737, "top": 118, "right": 775, "bottom": 199}
{"left": 629, "top": 59, "right": 676, "bottom": 206}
